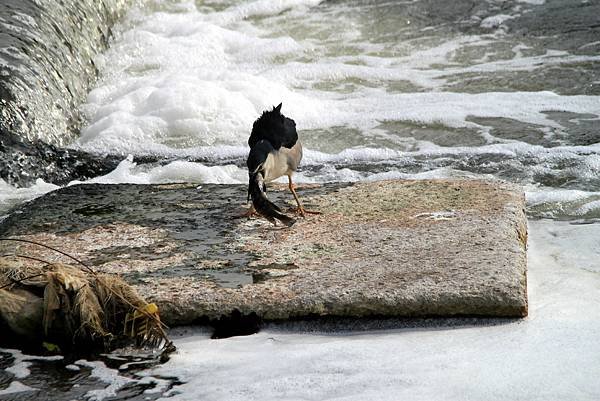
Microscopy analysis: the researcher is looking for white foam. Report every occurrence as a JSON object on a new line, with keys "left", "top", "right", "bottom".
{"left": 303, "top": 139, "right": 600, "bottom": 170}
{"left": 575, "top": 200, "right": 600, "bottom": 216}
{"left": 440, "top": 51, "right": 600, "bottom": 77}
{"left": 68, "top": 156, "right": 245, "bottom": 186}
{"left": 480, "top": 14, "right": 515, "bottom": 29}
{"left": 526, "top": 188, "right": 600, "bottom": 207}
{"left": 516, "top": 0, "right": 545, "bottom": 4}
{"left": 209, "top": 0, "right": 323, "bottom": 25}
{"left": 526, "top": 187, "right": 600, "bottom": 218}
{"left": 79, "top": 86, "right": 600, "bottom": 156}
{"left": 139, "top": 376, "right": 172, "bottom": 395}
{"left": 1, "top": 349, "right": 63, "bottom": 380}
{"left": 0, "top": 381, "right": 38, "bottom": 395}
{"left": 580, "top": 41, "right": 600, "bottom": 50}
{"left": 5, "top": 135, "right": 600, "bottom": 219}
{"left": 75, "top": 153, "right": 449, "bottom": 186}
{"left": 75, "top": 0, "right": 600, "bottom": 157}
{"left": 0, "top": 178, "right": 59, "bottom": 219}
{"left": 325, "top": 91, "right": 600, "bottom": 132}
{"left": 6, "top": 361, "right": 32, "bottom": 380}
{"left": 0, "top": 158, "right": 246, "bottom": 217}
{"left": 76, "top": 0, "right": 324, "bottom": 155}
{"left": 76, "top": 359, "right": 135, "bottom": 401}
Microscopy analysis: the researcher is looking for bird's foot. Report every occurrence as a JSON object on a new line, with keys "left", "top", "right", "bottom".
{"left": 288, "top": 207, "right": 321, "bottom": 217}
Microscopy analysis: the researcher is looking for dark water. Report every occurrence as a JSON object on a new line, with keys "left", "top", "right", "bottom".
{"left": 0, "top": 349, "right": 180, "bottom": 401}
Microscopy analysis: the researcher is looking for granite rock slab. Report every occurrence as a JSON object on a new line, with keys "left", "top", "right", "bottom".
{"left": 0, "top": 180, "right": 528, "bottom": 325}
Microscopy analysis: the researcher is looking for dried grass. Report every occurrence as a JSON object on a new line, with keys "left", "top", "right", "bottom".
{"left": 0, "top": 239, "right": 174, "bottom": 354}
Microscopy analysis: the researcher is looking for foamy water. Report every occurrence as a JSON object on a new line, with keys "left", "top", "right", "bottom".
{"left": 2, "top": 0, "right": 599, "bottom": 219}
{"left": 1, "top": 0, "right": 598, "bottom": 222}
{"left": 74, "top": 0, "right": 599, "bottom": 156}
{"left": 7, "top": 0, "right": 591, "bottom": 220}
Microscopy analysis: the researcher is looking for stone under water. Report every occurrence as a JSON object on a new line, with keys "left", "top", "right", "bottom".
{"left": 0, "top": 180, "right": 528, "bottom": 326}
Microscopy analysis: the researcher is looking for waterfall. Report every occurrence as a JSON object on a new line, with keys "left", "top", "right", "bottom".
{"left": 0, "top": 0, "right": 133, "bottom": 185}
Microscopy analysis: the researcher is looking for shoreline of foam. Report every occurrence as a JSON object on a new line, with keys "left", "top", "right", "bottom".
{"left": 3, "top": 154, "right": 600, "bottom": 221}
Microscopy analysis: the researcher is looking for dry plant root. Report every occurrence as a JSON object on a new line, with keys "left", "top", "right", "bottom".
{"left": 0, "top": 238, "right": 174, "bottom": 356}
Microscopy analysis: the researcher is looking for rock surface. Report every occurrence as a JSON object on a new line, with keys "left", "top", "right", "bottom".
{"left": 0, "top": 180, "right": 528, "bottom": 325}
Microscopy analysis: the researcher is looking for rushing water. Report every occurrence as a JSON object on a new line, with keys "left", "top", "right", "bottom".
{"left": 0, "top": 0, "right": 132, "bottom": 145}
{"left": 0, "top": 0, "right": 132, "bottom": 188}
{"left": 1, "top": 0, "right": 600, "bottom": 399}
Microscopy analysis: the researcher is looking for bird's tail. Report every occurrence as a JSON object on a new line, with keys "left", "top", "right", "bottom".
{"left": 247, "top": 139, "right": 295, "bottom": 226}
{"left": 248, "top": 170, "right": 295, "bottom": 227}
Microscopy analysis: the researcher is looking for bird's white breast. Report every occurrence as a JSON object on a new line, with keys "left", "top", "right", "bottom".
{"left": 262, "top": 141, "right": 302, "bottom": 182}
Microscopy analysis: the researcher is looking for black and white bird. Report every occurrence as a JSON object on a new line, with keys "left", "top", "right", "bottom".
{"left": 246, "top": 103, "right": 312, "bottom": 226}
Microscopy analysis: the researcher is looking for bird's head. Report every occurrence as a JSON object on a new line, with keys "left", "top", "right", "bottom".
{"left": 250, "top": 103, "right": 297, "bottom": 148}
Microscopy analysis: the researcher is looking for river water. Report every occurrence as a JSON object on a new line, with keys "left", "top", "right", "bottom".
{"left": 1, "top": 0, "right": 600, "bottom": 399}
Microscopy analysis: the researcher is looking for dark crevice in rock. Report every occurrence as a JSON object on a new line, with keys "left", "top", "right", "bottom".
{"left": 210, "top": 310, "right": 263, "bottom": 339}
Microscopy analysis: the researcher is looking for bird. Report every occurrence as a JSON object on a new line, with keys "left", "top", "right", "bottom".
{"left": 246, "top": 103, "right": 313, "bottom": 226}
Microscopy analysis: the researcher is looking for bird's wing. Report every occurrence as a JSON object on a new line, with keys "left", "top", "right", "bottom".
{"left": 281, "top": 117, "right": 297, "bottom": 148}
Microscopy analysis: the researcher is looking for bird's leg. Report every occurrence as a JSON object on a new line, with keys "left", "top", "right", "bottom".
{"left": 288, "top": 176, "right": 305, "bottom": 217}
{"left": 287, "top": 175, "right": 320, "bottom": 216}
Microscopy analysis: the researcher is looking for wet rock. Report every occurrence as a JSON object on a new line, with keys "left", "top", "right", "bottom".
{"left": 0, "top": 180, "right": 528, "bottom": 325}
{"left": 0, "top": 129, "right": 121, "bottom": 186}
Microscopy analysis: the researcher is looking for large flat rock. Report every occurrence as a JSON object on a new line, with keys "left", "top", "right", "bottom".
{"left": 0, "top": 180, "right": 528, "bottom": 325}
